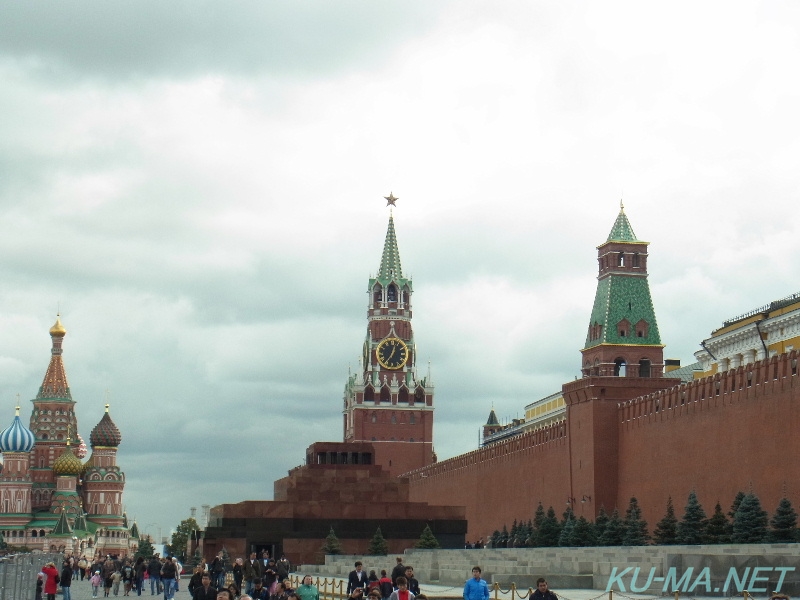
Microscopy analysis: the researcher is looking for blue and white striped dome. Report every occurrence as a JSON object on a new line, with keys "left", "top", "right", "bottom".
{"left": 0, "top": 407, "right": 36, "bottom": 453}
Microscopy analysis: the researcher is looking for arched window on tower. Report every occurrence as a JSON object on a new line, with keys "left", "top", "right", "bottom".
{"left": 633, "top": 253, "right": 640, "bottom": 267}
{"left": 593, "top": 358, "right": 600, "bottom": 376}
{"left": 387, "top": 284, "right": 397, "bottom": 302}
{"left": 614, "top": 358, "right": 627, "bottom": 377}
{"left": 398, "top": 388, "right": 409, "bottom": 403}
{"left": 371, "top": 412, "right": 377, "bottom": 423}
{"left": 409, "top": 413, "right": 416, "bottom": 424}
{"left": 364, "top": 386, "right": 374, "bottom": 402}
{"left": 618, "top": 252, "right": 625, "bottom": 267}
{"left": 373, "top": 285, "right": 382, "bottom": 305}
{"left": 380, "top": 386, "right": 390, "bottom": 403}
{"left": 391, "top": 413, "right": 397, "bottom": 424}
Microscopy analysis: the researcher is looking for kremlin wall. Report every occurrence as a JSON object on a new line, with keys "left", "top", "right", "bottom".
{"left": 205, "top": 202, "right": 800, "bottom": 566}
{"left": 405, "top": 208, "right": 800, "bottom": 540}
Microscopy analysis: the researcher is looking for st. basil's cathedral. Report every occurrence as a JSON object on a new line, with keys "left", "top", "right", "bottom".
{"left": 0, "top": 316, "right": 137, "bottom": 556}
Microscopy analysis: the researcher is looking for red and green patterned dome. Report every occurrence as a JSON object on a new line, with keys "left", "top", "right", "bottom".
{"left": 89, "top": 404, "right": 122, "bottom": 448}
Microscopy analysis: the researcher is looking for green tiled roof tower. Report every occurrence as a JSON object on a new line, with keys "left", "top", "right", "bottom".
{"left": 581, "top": 205, "right": 665, "bottom": 378}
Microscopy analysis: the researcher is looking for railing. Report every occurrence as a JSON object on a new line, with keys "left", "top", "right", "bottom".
{"left": 286, "top": 577, "right": 778, "bottom": 600}
{"left": 722, "top": 290, "right": 800, "bottom": 327}
{"left": 0, "top": 552, "right": 63, "bottom": 600}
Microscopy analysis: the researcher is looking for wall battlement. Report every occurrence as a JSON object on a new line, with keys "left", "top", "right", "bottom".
{"left": 405, "top": 420, "right": 567, "bottom": 482}
{"left": 619, "top": 350, "right": 799, "bottom": 425}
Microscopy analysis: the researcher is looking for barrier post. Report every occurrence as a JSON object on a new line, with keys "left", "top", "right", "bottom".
{"left": 674, "top": 590, "right": 680, "bottom": 600}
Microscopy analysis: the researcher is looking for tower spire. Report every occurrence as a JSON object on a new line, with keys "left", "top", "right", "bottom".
{"left": 377, "top": 212, "right": 404, "bottom": 280}
{"left": 606, "top": 203, "right": 640, "bottom": 242}
{"left": 38, "top": 315, "right": 72, "bottom": 400}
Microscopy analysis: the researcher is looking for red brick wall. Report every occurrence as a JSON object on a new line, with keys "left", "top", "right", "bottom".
{"left": 407, "top": 422, "right": 569, "bottom": 540}
{"left": 617, "top": 351, "right": 800, "bottom": 529}
{"left": 408, "top": 351, "right": 800, "bottom": 540}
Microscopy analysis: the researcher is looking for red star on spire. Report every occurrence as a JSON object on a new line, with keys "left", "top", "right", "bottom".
{"left": 384, "top": 192, "right": 398, "bottom": 206}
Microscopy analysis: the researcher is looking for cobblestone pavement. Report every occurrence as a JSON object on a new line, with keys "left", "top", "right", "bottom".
{"left": 57, "top": 578, "right": 195, "bottom": 600}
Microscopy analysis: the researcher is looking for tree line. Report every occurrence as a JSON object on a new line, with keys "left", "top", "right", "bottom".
{"left": 490, "top": 492, "right": 799, "bottom": 547}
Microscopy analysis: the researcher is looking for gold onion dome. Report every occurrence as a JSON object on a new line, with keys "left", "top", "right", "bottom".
{"left": 49, "top": 315, "right": 67, "bottom": 337}
{"left": 89, "top": 405, "right": 122, "bottom": 448}
{"left": 53, "top": 442, "right": 83, "bottom": 476}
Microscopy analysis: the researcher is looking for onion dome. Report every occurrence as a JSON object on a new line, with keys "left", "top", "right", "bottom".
{"left": 89, "top": 404, "right": 121, "bottom": 448}
{"left": 53, "top": 440, "right": 83, "bottom": 476}
{"left": 49, "top": 315, "right": 67, "bottom": 337}
{"left": 75, "top": 433, "right": 88, "bottom": 459}
{"left": 0, "top": 407, "right": 36, "bottom": 453}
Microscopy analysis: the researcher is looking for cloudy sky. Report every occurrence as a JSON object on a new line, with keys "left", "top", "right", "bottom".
{"left": 2, "top": 1, "right": 800, "bottom": 542}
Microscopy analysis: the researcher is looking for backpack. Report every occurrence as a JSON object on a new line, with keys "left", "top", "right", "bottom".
{"left": 380, "top": 581, "right": 393, "bottom": 598}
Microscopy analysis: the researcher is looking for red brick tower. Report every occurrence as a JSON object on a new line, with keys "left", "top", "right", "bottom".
{"left": 564, "top": 205, "right": 676, "bottom": 517}
{"left": 343, "top": 198, "right": 435, "bottom": 477}
{"left": 581, "top": 203, "right": 665, "bottom": 377}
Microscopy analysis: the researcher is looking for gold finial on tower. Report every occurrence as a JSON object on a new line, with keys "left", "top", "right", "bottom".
{"left": 49, "top": 313, "right": 67, "bottom": 337}
{"left": 105, "top": 403, "right": 110, "bottom": 413}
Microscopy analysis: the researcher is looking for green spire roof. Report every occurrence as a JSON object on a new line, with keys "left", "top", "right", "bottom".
{"left": 584, "top": 277, "right": 661, "bottom": 349}
{"left": 50, "top": 509, "right": 73, "bottom": 537}
{"left": 73, "top": 512, "right": 89, "bottom": 534}
{"left": 378, "top": 214, "right": 404, "bottom": 280}
{"left": 485, "top": 409, "right": 499, "bottom": 426}
{"left": 606, "top": 206, "right": 641, "bottom": 242}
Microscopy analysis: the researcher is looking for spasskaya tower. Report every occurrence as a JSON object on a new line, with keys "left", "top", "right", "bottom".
{"left": 343, "top": 194, "right": 435, "bottom": 477}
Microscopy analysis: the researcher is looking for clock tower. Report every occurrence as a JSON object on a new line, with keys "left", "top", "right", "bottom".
{"left": 343, "top": 197, "right": 435, "bottom": 477}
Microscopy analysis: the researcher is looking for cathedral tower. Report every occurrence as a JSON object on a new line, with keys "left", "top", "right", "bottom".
{"left": 29, "top": 316, "right": 78, "bottom": 511}
{"left": 0, "top": 407, "right": 36, "bottom": 520}
{"left": 581, "top": 205, "right": 664, "bottom": 378}
{"left": 343, "top": 198, "right": 434, "bottom": 477}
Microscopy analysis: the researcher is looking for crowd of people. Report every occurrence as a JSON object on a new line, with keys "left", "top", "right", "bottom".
{"left": 36, "top": 550, "right": 556, "bottom": 600}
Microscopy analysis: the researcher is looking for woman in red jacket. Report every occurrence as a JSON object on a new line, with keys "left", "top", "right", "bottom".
{"left": 41, "top": 561, "right": 59, "bottom": 600}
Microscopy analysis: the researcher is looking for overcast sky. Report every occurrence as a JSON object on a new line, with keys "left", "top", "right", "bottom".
{"left": 2, "top": 1, "right": 800, "bottom": 542}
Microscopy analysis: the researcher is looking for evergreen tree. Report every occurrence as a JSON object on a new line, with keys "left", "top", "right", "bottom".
{"left": 623, "top": 497, "right": 649, "bottom": 545}
{"left": 499, "top": 524, "right": 510, "bottom": 548}
{"left": 653, "top": 496, "right": 678, "bottom": 545}
{"left": 599, "top": 508, "right": 626, "bottom": 546}
{"left": 572, "top": 516, "right": 596, "bottom": 547}
{"left": 537, "top": 507, "right": 562, "bottom": 547}
{"left": 558, "top": 513, "right": 575, "bottom": 547}
{"left": 531, "top": 504, "right": 546, "bottom": 548}
{"left": 416, "top": 524, "right": 440, "bottom": 549}
{"left": 523, "top": 519, "right": 534, "bottom": 547}
{"left": 510, "top": 519, "right": 519, "bottom": 546}
{"left": 368, "top": 527, "right": 389, "bottom": 555}
{"left": 769, "top": 498, "right": 798, "bottom": 542}
{"left": 726, "top": 491, "right": 746, "bottom": 540}
{"left": 135, "top": 536, "right": 156, "bottom": 559}
{"left": 732, "top": 493, "right": 768, "bottom": 543}
{"left": 594, "top": 506, "right": 610, "bottom": 542}
{"left": 706, "top": 502, "right": 729, "bottom": 544}
{"left": 490, "top": 530, "right": 501, "bottom": 547}
{"left": 676, "top": 491, "right": 708, "bottom": 545}
{"left": 321, "top": 527, "right": 342, "bottom": 555}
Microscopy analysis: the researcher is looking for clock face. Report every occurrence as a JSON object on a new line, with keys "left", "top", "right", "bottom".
{"left": 376, "top": 337, "right": 409, "bottom": 370}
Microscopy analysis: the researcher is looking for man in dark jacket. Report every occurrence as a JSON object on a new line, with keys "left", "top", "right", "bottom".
{"left": 390, "top": 558, "right": 405, "bottom": 588}
{"left": 192, "top": 573, "right": 218, "bottom": 600}
{"left": 148, "top": 556, "right": 162, "bottom": 595}
{"left": 243, "top": 552, "right": 263, "bottom": 596}
{"left": 60, "top": 561, "right": 73, "bottom": 600}
{"left": 347, "top": 562, "right": 368, "bottom": 595}
{"left": 161, "top": 558, "right": 178, "bottom": 600}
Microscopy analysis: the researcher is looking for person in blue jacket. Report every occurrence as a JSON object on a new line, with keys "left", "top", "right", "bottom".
{"left": 463, "top": 567, "right": 489, "bottom": 600}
